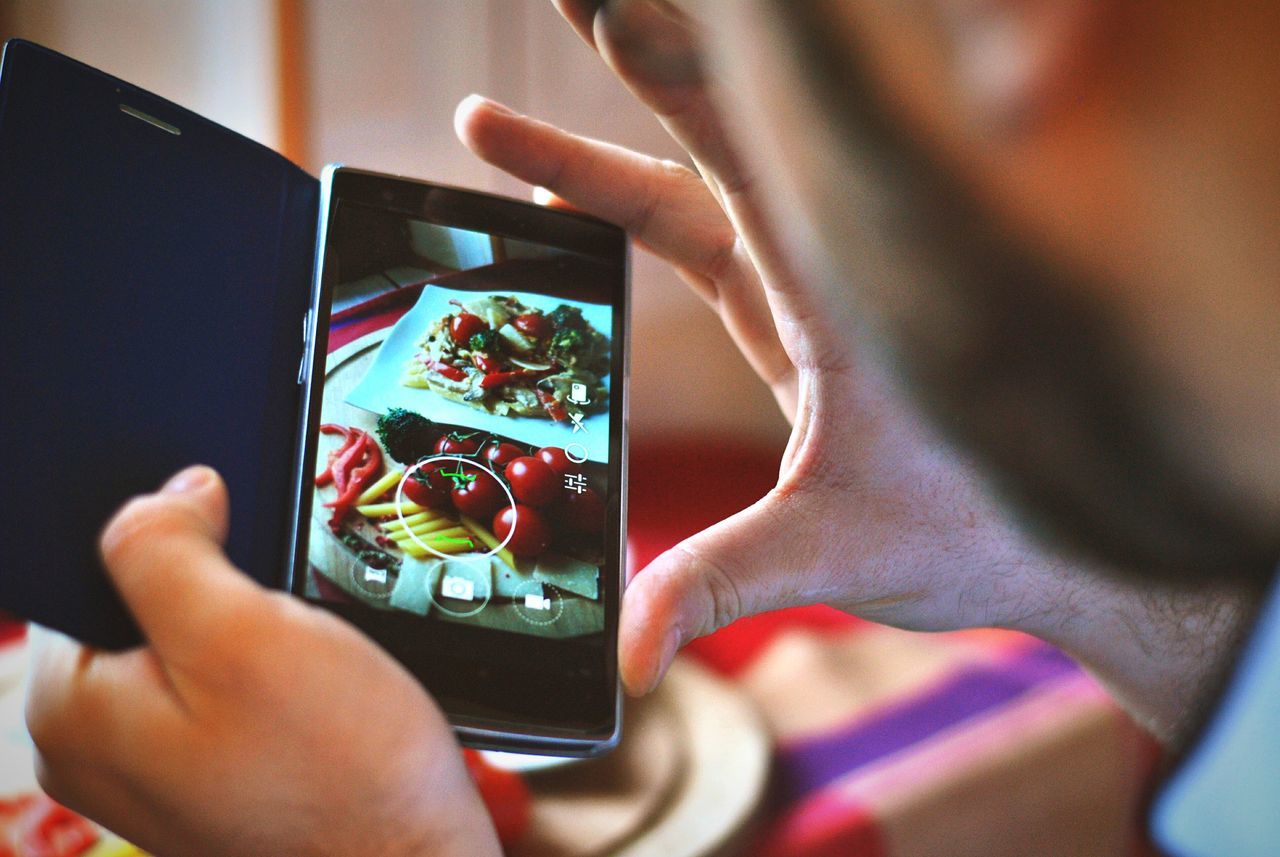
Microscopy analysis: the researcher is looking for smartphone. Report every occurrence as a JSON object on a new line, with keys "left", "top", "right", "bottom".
{"left": 287, "top": 167, "right": 629, "bottom": 755}
{"left": 0, "top": 41, "right": 629, "bottom": 755}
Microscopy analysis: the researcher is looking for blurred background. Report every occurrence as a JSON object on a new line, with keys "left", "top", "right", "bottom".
{"left": 0, "top": 0, "right": 790, "bottom": 453}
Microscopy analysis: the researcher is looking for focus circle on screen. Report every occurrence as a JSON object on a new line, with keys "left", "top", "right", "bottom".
{"left": 395, "top": 455, "right": 516, "bottom": 563}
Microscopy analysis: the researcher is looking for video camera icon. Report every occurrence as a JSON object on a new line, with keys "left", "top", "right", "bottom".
{"left": 513, "top": 581, "right": 564, "bottom": 626}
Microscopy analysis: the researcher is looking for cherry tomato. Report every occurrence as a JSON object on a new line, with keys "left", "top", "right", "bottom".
{"left": 463, "top": 750, "right": 532, "bottom": 846}
{"left": 513, "top": 312, "right": 551, "bottom": 340}
{"left": 449, "top": 312, "right": 487, "bottom": 346}
{"left": 434, "top": 433, "right": 481, "bottom": 456}
{"left": 401, "top": 466, "right": 452, "bottom": 508}
{"left": 535, "top": 446, "right": 581, "bottom": 478}
{"left": 483, "top": 440, "right": 525, "bottom": 468}
{"left": 452, "top": 470, "right": 508, "bottom": 519}
{"left": 560, "top": 486, "right": 605, "bottom": 534}
{"left": 493, "top": 504, "right": 552, "bottom": 557}
{"left": 505, "top": 456, "right": 560, "bottom": 507}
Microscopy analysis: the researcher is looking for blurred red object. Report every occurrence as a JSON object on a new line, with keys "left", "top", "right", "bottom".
{"left": 463, "top": 750, "right": 533, "bottom": 847}
{"left": 627, "top": 440, "right": 861, "bottom": 676}
{"left": 627, "top": 440, "right": 782, "bottom": 572}
{"left": 0, "top": 614, "right": 24, "bottom": 648}
{"left": 0, "top": 794, "right": 98, "bottom": 857}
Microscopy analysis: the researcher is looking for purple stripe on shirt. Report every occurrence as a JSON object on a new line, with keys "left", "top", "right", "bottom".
{"left": 775, "top": 643, "right": 1079, "bottom": 803}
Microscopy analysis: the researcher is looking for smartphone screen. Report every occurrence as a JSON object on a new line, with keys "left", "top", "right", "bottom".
{"left": 290, "top": 168, "right": 628, "bottom": 753}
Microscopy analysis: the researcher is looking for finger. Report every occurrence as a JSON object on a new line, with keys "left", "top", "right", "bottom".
{"left": 592, "top": 0, "right": 818, "bottom": 328}
{"left": 551, "top": 0, "right": 602, "bottom": 49}
{"left": 619, "top": 490, "right": 824, "bottom": 695}
{"left": 456, "top": 94, "right": 735, "bottom": 288}
{"left": 593, "top": 0, "right": 754, "bottom": 199}
{"left": 25, "top": 627, "right": 95, "bottom": 760}
{"left": 456, "top": 95, "right": 793, "bottom": 386}
{"left": 457, "top": 94, "right": 794, "bottom": 386}
{"left": 567, "top": 1, "right": 835, "bottom": 381}
{"left": 519, "top": 143, "right": 788, "bottom": 393}
{"left": 552, "top": 0, "right": 746, "bottom": 198}
{"left": 532, "top": 186, "right": 581, "bottom": 213}
{"left": 97, "top": 466, "right": 261, "bottom": 665}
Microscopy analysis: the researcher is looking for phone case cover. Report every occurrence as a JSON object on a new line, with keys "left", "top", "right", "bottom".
{"left": 0, "top": 41, "right": 319, "bottom": 648}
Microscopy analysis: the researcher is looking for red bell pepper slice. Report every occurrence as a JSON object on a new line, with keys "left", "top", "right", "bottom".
{"left": 316, "top": 424, "right": 356, "bottom": 486}
{"left": 425, "top": 359, "right": 467, "bottom": 382}
{"left": 323, "top": 430, "right": 384, "bottom": 531}
{"left": 480, "top": 368, "right": 552, "bottom": 390}
{"left": 536, "top": 388, "right": 568, "bottom": 422}
{"left": 472, "top": 353, "right": 501, "bottom": 374}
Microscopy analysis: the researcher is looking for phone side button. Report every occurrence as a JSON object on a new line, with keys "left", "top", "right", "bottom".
{"left": 298, "top": 309, "right": 312, "bottom": 385}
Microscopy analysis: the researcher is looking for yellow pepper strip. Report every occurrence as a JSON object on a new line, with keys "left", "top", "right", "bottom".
{"left": 384, "top": 517, "right": 455, "bottom": 539}
{"left": 459, "top": 514, "right": 516, "bottom": 569}
{"left": 390, "top": 525, "right": 469, "bottom": 544}
{"left": 355, "top": 468, "right": 405, "bottom": 505}
{"left": 357, "top": 499, "right": 425, "bottom": 518}
{"left": 399, "top": 541, "right": 430, "bottom": 558}
{"left": 390, "top": 526, "right": 476, "bottom": 555}
{"left": 382, "top": 510, "right": 437, "bottom": 530}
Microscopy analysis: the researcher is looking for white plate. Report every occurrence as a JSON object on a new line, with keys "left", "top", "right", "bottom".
{"left": 342, "top": 284, "right": 612, "bottom": 461}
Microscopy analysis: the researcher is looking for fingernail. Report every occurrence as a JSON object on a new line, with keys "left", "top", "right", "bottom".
{"left": 466, "top": 93, "right": 515, "bottom": 116}
{"left": 162, "top": 465, "right": 213, "bottom": 494}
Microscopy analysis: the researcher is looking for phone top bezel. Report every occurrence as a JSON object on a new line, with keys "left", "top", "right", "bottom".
{"left": 290, "top": 166, "right": 629, "bottom": 755}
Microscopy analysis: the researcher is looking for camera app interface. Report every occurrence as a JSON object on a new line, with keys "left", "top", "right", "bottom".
{"left": 305, "top": 201, "right": 616, "bottom": 640}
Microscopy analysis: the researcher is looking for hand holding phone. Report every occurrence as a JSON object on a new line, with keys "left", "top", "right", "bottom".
{"left": 26, "top": 466, "right": 503, "bottom": 857}
{"left": 0, "top": 41, "right": 629, "bottom": 758}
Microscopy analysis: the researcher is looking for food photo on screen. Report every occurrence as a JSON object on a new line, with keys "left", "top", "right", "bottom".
{"left": 304, "top": 204, "right": 616, "bottom": 641}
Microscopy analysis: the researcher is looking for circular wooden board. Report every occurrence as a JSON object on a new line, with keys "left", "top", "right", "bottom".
{"left": 509, "top": 657, "right": 770, "bottom": 857}
{"left": 510, "top": 688, "right": 686, "bottom": 857}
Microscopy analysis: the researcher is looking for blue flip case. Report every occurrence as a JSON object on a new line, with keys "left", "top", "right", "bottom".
{"left": 0, "top": 40, "right": 319, "bottom": 648}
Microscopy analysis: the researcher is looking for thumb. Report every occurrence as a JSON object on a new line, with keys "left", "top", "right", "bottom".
{"left": 99, "top": 465, "right": 259, "bottom": 663}
{"left": 619, "top": 490, "right": 821, "bottom": 695}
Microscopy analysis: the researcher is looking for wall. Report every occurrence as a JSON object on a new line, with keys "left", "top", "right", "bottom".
{"left": 2, "top": 0, "right": 791, "bottom": 451}
{"left": 3, "top": 0, "right": 280, "bottom": 149}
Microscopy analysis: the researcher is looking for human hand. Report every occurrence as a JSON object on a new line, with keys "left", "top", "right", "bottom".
{"left": 25, "top": 466, "right": 501, "bottom": 857}
{"left": 458, "top": 0, "right": 1256, "bottom": 745}
{"left": 455, "top": 0, "right": 1063, "bottom": 694}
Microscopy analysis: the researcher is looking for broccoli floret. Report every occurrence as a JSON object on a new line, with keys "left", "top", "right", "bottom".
{"left": 547, "top": 304, "right": 586, "bottom": 331}
{"left": 375, "top": 408, "right": 439, "bottom": 464}
{"left": 548, "top": 328, "right": 586, "bottom": 364}
{"left": 468, "top": 329, "right": 505, "bottom": 355}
